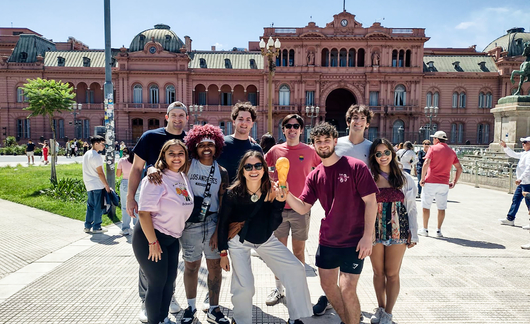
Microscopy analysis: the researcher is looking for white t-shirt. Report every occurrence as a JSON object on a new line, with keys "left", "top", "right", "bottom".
{"left": 82, "top": 150, "right": 104, "bottom": 191}
{"left": 335, "top": 137, "right": 372, "bottom": 166}
{"left": 396, "top": 149, "right": 418, "bottom": 171}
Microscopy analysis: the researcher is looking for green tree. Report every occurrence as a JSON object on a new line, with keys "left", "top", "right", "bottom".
{"left": 23, "top": 78, "right": 75, "bottom": 183}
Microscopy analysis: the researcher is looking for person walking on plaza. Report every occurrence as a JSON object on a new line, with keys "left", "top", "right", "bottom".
{"left": 368, "top": 138, "right": 418, "bottom": 324}
{"left": 119, "top": 141, "right": 126, "bottom": 158}
{"left": 218, "top": 151, "right": 312, "bottom": 324}
{"left": 82, "top": 135, "right": 110, "bottom": 234}
{"left": 132, "top": 139, "right": 193, "bottom": 324}
{"left": 414, "top": 140, "right": 430, "bottom": 198}
{"left": 418, "top": 131, "right": 463, "bottom": 238}
{"left": 127, "top": 101, "right": 188, "bottom": 322}
{"left": 41, "top": 141, "right": 49, "bottom": 165}
{"left": 116, "top": 148, "right": 136, "bottom": 236}
{"left": 263, "top": 114, "right": 320, "bottom": 307}
{"left": 499, "top": 137, "right": 530, "bottom": 227}
{"left": 25, "top": 139, "right": 35, "bottom": 165}
{"left": 83, "top": 141, "right": 89, "bottom": 155}
{"left": 217, "top": 102, "right": 262, "bottom": 182}
{"left": 396, "top": 141, "right": 417, "bottom": 174}
{"left": 285, "top": 122, "right": 378, "bottom": 324}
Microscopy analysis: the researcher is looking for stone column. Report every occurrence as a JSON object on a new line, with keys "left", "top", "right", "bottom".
{"left": 490, "top": 96, "right": 530, "bottom": 151}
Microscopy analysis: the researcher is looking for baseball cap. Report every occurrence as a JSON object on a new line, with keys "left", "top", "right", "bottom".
{"left": 167, "top": 101, "right": 188, "bottom": 115}
{"left": 520, "top": 136, "right": 530, "bottom": 142}
{"left": 430, "top": 131, "right": 448, "bottom": 140}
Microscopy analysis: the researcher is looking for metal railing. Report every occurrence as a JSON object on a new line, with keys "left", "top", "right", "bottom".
{"left": 451, "top": 156, "right": 516, "bottom": 194}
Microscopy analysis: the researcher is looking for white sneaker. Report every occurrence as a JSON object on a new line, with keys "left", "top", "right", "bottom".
{"left": 499, "top": 218, "right": 515, "bottom": 226}
{"left": 370, "top": 307, "right": 384, "bottom": 323}
{"left": 417, "top": 228, "right": 428, "bottom": 237}
{"left": 139, "top": 302, "right": 148, "bottom": 323}
{"left": 521, "top": 242, "right": 530, "bottom": 250}
{"left": 92, "top": 228, "right": 108, "bottom": 234}
{"left": 436, "top": 230, "right": 443, "bottom": 238}
{"left": 169, "top": 295, "right": 181, "bottom": 313}
{"left": 265, "top": 288, "right": 284, "bottom": 306}
{"left": 522, "top": 224, "right": 530, "bottom": 230}
{"left": 119, "top": 228, "right": 130, "bottom": 235}
{"left": 379, "top": 311, "right": 393, "bottom": 324}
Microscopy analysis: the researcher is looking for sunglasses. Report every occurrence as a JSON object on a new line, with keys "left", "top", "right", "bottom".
{"left": 243, "top": 163, "right": 263, "bottom": 171}
{"left": 375, "top": 150, "right": 392, "bottom": 158}
{"left": 284, "top": 124, "right": 301, "bottom": 129}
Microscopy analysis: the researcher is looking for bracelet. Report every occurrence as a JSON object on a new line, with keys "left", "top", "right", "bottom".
{"left": 148, "top": 240, "right": 158, "bottom": 246}
{"left": 220, "top": 251, "right": 228, "bottom": 257}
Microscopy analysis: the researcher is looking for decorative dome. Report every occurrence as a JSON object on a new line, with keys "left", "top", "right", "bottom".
{"left": 129, "top": 24, "right": 184, "bottom": 53}
{"left": 483, "top": 27, "right": 530, "bottom": 56}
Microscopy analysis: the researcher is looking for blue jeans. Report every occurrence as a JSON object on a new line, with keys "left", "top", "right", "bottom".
{"left": 85, "top": 189, "right": 104, "bottom": 230}
{"left": 417, "top": 168, "right": 423, "bottom": 195}
{"left": 120, "top": 179, "right": 138, "bottom": 231}
{"left": 507, "top": 184, "right": 530, "bottom": 220}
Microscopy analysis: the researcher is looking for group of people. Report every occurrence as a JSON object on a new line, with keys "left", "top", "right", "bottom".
{"left": 81, "top": 99, "right": 464, "bottom": 324}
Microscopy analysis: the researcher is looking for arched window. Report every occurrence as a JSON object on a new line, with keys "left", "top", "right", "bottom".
{"left": 392, "top": 50, "right": 398, "bottom": 67}
{"left": 133, "top": 84, "right": 142, "bottom": 103}
{"left": 433, "top": 92, "right": 439, "bottom": 107}
{"left": 166, "top": 85, "right": 175, "bottom": 104}
{"left": 479, "top": 92, "right": 485, "bottom": 108}
{"left": 330, "top": 49, "right": 338, "bottom": 67}
{"left": 17, "top": 87, "right": 25, "bottom": 103}
{"left": 150, "top": 85, "right": 159, "bottom": 104}
{"left": 339, "top": 49, "right": 347, "bottom": 67}
{"left": 459, "top": 92, "right": 466, "bottom": 108}
{"left": 199, "top": 58, "right": 207, "bottom": 68}
{"left": 282, "top": 49, "right": 288, "bottom": 67}
{"left": 398, "top": 50, "right": 404, "bottom": 67}
{"left": 321, "top": 48, "right": 329, "bottom": 67}
{"left": 392, "top": 119, "right": 405, "bottom": 143}
{"left": 148, "top": 118, "right": 160, "bottom": 130}
{"left": 486, "top": 92, "right": 493, "bottom": 108}
{"left": 394, "top": 85, "right": 406, "bottom": 106}
{"left": 289, "top": 49, "right": 295, "bottom": 67}
{"left": 405, "top": 49, "right": 411, "bottom": 67}
{"left": 348, "top": 49, "right": 356, "bottom": 67}
{"left": 279, "top": 84, "right": 290, "bottom": 106}
{"left": 426, "top": 92, "right": 432, "bottom": 107}
{"left": 276, "top": 50, "right": 281, "bottom": 67}
{"left": 477, "top": 123, "right": 490, "bottom": 144}
{"left": 452, "top": 92, "right": 458, "bottom": 108}
{"left": 357, "top": 48, "right": 365, "bottom": 67}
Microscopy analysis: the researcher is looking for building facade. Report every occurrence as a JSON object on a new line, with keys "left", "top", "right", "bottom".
{"left": 1, "top": 11, "right": 530, "bottom": 146}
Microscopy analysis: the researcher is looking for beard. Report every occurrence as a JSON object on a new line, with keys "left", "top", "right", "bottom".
{"left": 316, "top": 146, "right": 335, "bottom": 159}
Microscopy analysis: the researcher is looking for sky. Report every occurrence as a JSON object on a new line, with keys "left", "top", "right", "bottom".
{"left": 2, "top": 0, "right": 529, "bottom": 52}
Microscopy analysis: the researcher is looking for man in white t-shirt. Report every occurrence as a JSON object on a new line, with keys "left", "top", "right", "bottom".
{"left": 396, "top": 141, "right": 418, "bottom": 174}
{"left": 334, "top": 104, "right": 373, "bottom": 166}
{"left": 82, "top": 135, "right": 110, "bottom": 234}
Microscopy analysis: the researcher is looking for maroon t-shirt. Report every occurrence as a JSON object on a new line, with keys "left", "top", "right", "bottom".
{"left": 299, "top": 156, "right": 379, "bottom": 248}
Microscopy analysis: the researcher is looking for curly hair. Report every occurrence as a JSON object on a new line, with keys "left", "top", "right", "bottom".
{"left": 231, "top": 102, "right": 257, "bottom": 121}
{"left": 345, "top": 104, "right": 374, "bottom": 125}
{"left": 184, "top": 124, "right": 225, "bottom": 160}
{"left": 310, "top": 122, "right": 338, "bottom": 140}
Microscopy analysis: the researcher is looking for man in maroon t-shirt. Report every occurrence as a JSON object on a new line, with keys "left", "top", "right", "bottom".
{"left": 285, "top": 122, "right": 378, "bottom": 324}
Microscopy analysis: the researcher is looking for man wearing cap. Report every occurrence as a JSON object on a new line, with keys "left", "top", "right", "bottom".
{"left": 499, "top": 137, "right": 530, "bottom": 227}
{"left": 127, "top": 101, "right": 188, "bottom": 322}
{"left": 418, "top": 131, "right": 463, "bottom": 238}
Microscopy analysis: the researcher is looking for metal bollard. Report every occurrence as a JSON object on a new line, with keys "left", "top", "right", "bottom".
{"left": 508, "top": 163, "right": 514, "bottom": 194}
{"left": 474, "top": 160, "right": 479, "bottom": 188}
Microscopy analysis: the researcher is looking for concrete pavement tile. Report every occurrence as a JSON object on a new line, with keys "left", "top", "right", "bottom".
{"left": 38, "top": 245, "right": 92, "bottom": 262}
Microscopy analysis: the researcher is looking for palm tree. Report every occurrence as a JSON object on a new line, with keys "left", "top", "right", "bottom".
{"left": 23, "top": 78, "right": 75, "bottom": 183}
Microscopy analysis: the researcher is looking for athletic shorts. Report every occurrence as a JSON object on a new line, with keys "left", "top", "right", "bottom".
{"left": 179, "top": 213, "right": 220, "bottom": 262}
{"left": 421, "top": 183, "right": 449, "bottom": 210}
{"left": 26, "top": 151, "right": 34, "bottom": 157}
{"left": 315, "top": 244, "right": 364, "bottom": 274}
{"left": 274, "top": 209, "right": 311, "bottom": 241}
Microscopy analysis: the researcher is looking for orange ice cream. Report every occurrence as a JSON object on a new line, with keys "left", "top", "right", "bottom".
{"left": 275, "top": 157, "right": 290, "bottom": 188}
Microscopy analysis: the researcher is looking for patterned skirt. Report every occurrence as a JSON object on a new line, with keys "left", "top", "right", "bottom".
{"left": 374, "top": 188, "right": 410, "bottom": 245}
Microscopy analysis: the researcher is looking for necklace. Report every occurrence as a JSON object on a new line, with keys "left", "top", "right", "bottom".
{"left": 248, "top": 187, "right": 260, "bottom": 203}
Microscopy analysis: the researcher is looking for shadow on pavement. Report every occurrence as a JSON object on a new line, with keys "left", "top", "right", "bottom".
{"left": 89, "top": 234, "right": 121, "bottom": 245}
{"left": 438, "top": 237, "right": 505, "bottom": 249}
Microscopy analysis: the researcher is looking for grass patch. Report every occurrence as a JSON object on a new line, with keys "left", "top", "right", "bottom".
{"left": 0, "top": 163, "right": 121, "bottom": 226}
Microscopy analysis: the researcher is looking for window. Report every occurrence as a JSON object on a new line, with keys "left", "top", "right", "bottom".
{"left": 289, "top": 49, "right": 295, "bottom": 67}
{"left": 133, "top": 84, "right": 142, "bottom": 103}
{"left": 282, "top": 49, "right": 288, "bottom": 66}
{"left": 251, "top": 123, "right": 258, "bottom": 140}
{"left": 452, "top": 92, "right": 458, "bottom": 108}
{"left": 83, "top": 119, "right": 90, "bottom": 139}
{"left": 392, "top": 120, "right": 404, "bottom": 143}
{"left": 405, "top": 50, "right": 411, "bottom": 67}
{"left": 276, "top": 51, "right": 281, "bottom": 67}
{"left": 339, "top": 49, "right": 347, "bottom": 67}
{"left": 426, "top": 92, "right": 432, "bottom": 107}
{"left": 199, "top": 58, "right": 207, "bottom": 68}
{"left": 369, "top": 91, "right": 379, "bottom": 106}
{"left": 52, "top": 119, "right": 64, "bottom": 139}
{"left": 148, "top": 118, "right": 160, "bottom": 130}
{"left": 221, "top": 92, "right": 232, "bottom": 106}
{"left": 278, "top": 119, "right": 286, "bottom": 142}
{"left": 17, "top": 87, "right": 25, "bottom": 103}
{"left": 16, "top": 119, "right": 30, "bottom": 139}
{"left": 248, "top": 92, "right": 257, "bottom": 106}
{"left": 398, "top": 50, "right": 404, "bottom": 67}
{"left": 348, "top": 49, "right": 356, "bottom": 67}
{"left": 450, "top": 123, "right": 465, "bottom": 144}
{"left": 250, "top": 59, "right": 257, "bottom": 69}
{"left": 149, "top": 85, "right": 159, "bottom": 104}
{"left": 368, "top": 127, "right": 378, "bottom": 142}
{"left": 166, "top": 85, "right": 175, "bottom": 104}
{"left": 219, "top": 121, "right": 233, "bottom": 135}
{"left": 86, "top": 89, "right": 94, "bottom": 104}
{"left": 330, "top": 49, "right": 338, "bottom": 67}
{"left": 486, "top": 92, "right": 493, "bottom": 108}
{"left": 57, "top": 57, "right": 65, "bottom": 66}
{"left": 83, "top": 57, "right": 91, "bottom": 67}
{"left": 198, "top": 92, "right": 207, "bottom": 105}
{"left": 224, "top": 59, "right": 232, "bottom": 69}
{"left": 394, "top": 85, "right": 406, "bottom": 106}
{"left": 479, "top": 92, "right": 493, "bottom": 108}
{"left": 392, "top": 50, "right": 398, "bottom": 67}
{"left": 459, "top": 92, "right": 466, "bottom": 108}
{"left": 357, "top": 48, "right": 365, "bottom": 67}
{"left": 433, "top": 92, "right": 439, "bottom": 107}
{"left": 19, "top": 52, "right": 28, "bottom": 63}
{"left": 477, "top": 123, "right": 490, "bottom": 144}
{"left": 279, "top": 85, "right": 290, "bottom": 106}
{"left": 306, "top": 91, "right": 315, "bottom": 106}
{"left": 321, "top": 49, "right": 329, "bottom": 67}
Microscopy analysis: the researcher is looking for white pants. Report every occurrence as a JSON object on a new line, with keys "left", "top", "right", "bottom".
{"left": 421, "top": 183, "right": 449, "bottom": 210}
{"left": 228, "top": 234, "right": 312, "bottom": 324}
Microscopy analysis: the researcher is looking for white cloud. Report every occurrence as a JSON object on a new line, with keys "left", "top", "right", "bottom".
{"left": 214, "top": 42, "right": 224, "bottom": 50}
{"left": 455, "top": 22, "right": 475, "bottom": 30}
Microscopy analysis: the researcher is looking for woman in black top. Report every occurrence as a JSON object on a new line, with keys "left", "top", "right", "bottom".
{"left": 218, "top": 151, "right": 312, "bottom": 324}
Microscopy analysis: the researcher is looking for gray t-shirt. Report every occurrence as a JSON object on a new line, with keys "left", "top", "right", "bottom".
{"left": 335, "top": 137, "right": 372, "bottom": 166}
{"left": 188, "top": 159, "right": 222, "bottom": 213}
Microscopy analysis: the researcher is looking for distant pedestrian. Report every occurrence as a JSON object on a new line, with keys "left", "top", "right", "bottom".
{"left": 414, "top": 140, "right": 430, "bottom": 198}
{"left": 396, "top": 141, "right": 417, "bottom": 174}
{"left": 82, "top": 135, "right": 110, "bottom": 234}
{"left": 83, "top": 141, "right": 89, "bottom": 155}
{"left": 499, "top": 137, "right": 530, "bottom": 228}
{"left": 117, "top": 148, "right": 136, "bottom": 236}
{"left": 71, "top": 140, "right": 77, "bottom": 157}
{"left": 120, "top": 141, "right": 126, "bottom": 158}
{"left": 41, "top": 141, "right": 49, "bottom": 165}
{"left": 418, "top": 131, "right": 463, "bottom": 238}
{"left": 25, "top": 139, "right": 35, "bottom": 165}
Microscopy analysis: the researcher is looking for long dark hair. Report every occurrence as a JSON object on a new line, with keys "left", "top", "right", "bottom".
{"left": 229, "top": 150, "right": 271, "bottom": 198}
{"left": 154, "top": 139, "right": 190, "bottom": 174}
{"left": 369, "top": 138, "right": 406, "bottom": 189}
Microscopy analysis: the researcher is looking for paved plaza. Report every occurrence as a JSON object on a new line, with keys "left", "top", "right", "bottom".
{"left": 0, "top": 181, "right": 529, "bottom": 324}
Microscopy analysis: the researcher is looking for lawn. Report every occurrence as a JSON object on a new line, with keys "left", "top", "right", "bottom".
{"left": 0, "top": 163, "right": 122, "bottom": 226}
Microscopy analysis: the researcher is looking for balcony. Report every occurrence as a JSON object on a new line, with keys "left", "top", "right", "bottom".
{"left": 273, "top": 105, "right": 299, "bottom": 114}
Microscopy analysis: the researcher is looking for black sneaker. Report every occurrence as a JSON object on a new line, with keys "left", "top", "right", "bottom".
{"left": 313, "top": 295, "right": 332, "bottom": 316}
{"left": 287, "top": 319, "right": 304, "bottom": 324}
{"left": 180, "top": 306, "right": 197, "bottom": 324}
{"left": 207, "top": 307, "right": 229, "bottom": 324}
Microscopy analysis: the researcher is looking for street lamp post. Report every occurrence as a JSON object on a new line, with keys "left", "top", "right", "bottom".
{"left": 424, "top": 105, "right": 439, "bottom": 138}
{"left": 398, "top": 126, "right": 405, "bottom": 143}
{"left": 260, "top": 36, "right": 281, "bottom": 134}
{"left": 71, "top": 103, "right": 82, "bottom": 138}
{"left": 305, "top": 105, "right": 319, "bottom": 143}
{"left": 189, "top": 104, "right": 203, "bottom": 126}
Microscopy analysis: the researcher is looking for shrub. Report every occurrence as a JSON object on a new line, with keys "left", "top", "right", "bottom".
{"left": 3, "top": 136, "right": 17, "bottom": 147}
{"left": 42, "top": 177, "right": 87, "bottom": 202}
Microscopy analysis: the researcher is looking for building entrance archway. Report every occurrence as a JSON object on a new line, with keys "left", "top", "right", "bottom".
{"left": 325, "top": 88, "right": 356, "bottom": 136}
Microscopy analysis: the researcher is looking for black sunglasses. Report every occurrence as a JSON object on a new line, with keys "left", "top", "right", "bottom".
{"left": 284, "top": 124, "right": 301, "bottom": 129}
{"left": 243, "top": 163, "right": 263, "bottom": 171}
{"left": 375, "top": 150, "right": 392, "bottom": 158}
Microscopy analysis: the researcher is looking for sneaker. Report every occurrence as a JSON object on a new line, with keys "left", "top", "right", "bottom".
{"left": 83, "top": 228, "right": 91, "bottom": 234}
{"left": 287, "top": 319, "right": 304, "bottom": 324}
{"left": 138, "top": 302, "right": 148, "bottom": 323}
{"left": 120, "top": 228, "right": 131, "bottom": 236}
{"left": 416, "top": 194, "right": 421, "bottom": 199}
{"left": 265, "top": 288, "right": 284, "bottom": 306}
{"left": 379, "top": 311, "right": 393, "bottom": 324}
{"left": 436, "top": 230, "right": 443, "bottom": 238}
{"left": 499, "top": 218, "right": 515, "bottom": 226}
{"left": 522, "top": 224, "right": 530, "bottom": 230}
{"left": 313, "top": 295, "right": 332, "bottom": 316}
{"left": 207, "top": 307, "right": 230, "bottom": 324}
{"left": 92, "top": 228, "right": 108, "bottom": 234}
{"left": 202, "top": 293, "right": 210, "bottom": 313}
{"left": 522, "top": 242, "right": 530, "bottom": 250}
{"left": 417, "top": 228, "right": 428, "bottom": 237}
{"left": 170, "top": 295, "right": 181, "bottom": 313}
{"left": 162, "top": 317, "right": 176, "bottom": 324}
{"left": 181, "top": 306, "right": 197, "bottom": 324}
{"left": 370, "top": 307, "right": 384, "bottom": 324}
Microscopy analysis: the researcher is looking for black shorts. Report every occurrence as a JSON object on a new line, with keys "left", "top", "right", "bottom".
{"left": 315, "top": 244, "right": 364, "bottom": 274}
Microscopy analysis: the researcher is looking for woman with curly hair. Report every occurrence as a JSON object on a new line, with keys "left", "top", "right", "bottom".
{"left": 367, "top": 138, "right": 418, "bottom": 324}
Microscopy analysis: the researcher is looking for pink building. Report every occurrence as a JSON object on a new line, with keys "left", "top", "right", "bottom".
{"left": 1, "top": 11, "right": 530, "bottom": 146}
